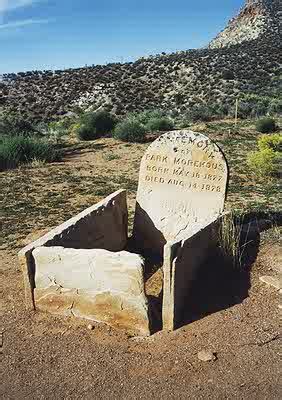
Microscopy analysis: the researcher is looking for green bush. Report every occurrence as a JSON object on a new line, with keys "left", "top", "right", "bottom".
{"left": 247, "top": 148, "right": 278, "bottom": 177}
{"left": 186, "top": 105, "right": 213, "bottom": 122}
{"left": 237, "top": 101, "right": 254, "bottom": 119}
{"left": 69, "top": 122, "right": 82, "bottom": 136}
{"left": 146, "top": 117, "right": 174, "bottom": 132}
{"left": 255, "top": 118, "right": 277, "bottom": 133}
{"left": 79, "top": 110, "right": 116, "bottom": 138}
{"left": 258, "top": 134, "right": 282, "bottom": 152}
{"left": 0, "top": 112, "right": 35, "bottom": 136}
{"left": 222, "top": 69, "right": 235, "bottom": 80}
{"left": 240, "top": 94, "right": 282, "bottom": 117}
{"left": 0, "top": 135, "right": 60, "bottom": 171}
{"left": 113, "top": 120, "right": 146, "bottom": 142}
{"left": 178, "top": 119, "right": 191, "bottom": 129}
{"left": 268, "top": 99, "right": 282, "bottom": 116}
{"left": 126, "top": 110, "right": 165, "bottom": 126}
{"left": 76, "top": 124, "right": 95, "bottom": 141}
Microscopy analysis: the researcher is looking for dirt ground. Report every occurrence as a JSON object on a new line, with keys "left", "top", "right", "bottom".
{"left": 0, "top": 123, "right": 281, "bottom": 399}
{"left": 1, "top": 240, "right": 280, "bottom": 399}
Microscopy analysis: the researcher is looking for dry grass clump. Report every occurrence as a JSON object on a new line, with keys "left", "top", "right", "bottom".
{"left": 218, "top": 212, "right": 252, "bottom": 268}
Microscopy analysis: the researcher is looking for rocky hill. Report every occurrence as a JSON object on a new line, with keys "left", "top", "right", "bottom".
{"left": 0, "top": 0, "right": 280, "bottom": 122}
{"left": 209, "top": 0, "right": 280, "bottom": 48}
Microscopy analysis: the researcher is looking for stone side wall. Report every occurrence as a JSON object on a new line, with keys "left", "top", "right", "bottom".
{"left": 18, "top": 190, "right": 128, "bottom": 310}
{"left": 32, "top": 247, "right": 150, "bottom": 336}
{"left": 162, "top": 215, "right": 224, "bottom": 331}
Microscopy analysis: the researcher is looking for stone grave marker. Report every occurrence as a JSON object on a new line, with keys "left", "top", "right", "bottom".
{"left": 133, "top": 130, "right": 228, "bottom": 255}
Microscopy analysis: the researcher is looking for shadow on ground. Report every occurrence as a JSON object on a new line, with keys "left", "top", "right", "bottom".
{"left": 175, "top": 238, "right": 259, "bottom": 329}
{"left": 175, "top": 211, "right": 282, "bottom": 329}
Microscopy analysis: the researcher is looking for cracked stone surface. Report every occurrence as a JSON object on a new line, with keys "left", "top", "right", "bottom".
{"left": 32, "top": 246, "right": 150, "bottom": 336}
{"left": 133, "top": 130, "right": 228, "bottom": 255}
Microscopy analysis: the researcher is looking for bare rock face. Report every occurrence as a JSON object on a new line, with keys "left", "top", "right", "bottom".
{"left": 32, "top": 247, "right": 150, "bottom": 336}
{"left": 209, "top": 0, "right": 280, "bottom": 49}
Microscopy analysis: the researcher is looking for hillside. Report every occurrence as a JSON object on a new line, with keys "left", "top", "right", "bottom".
{"left": 0, "top": 0, "right": 280, "bottom": 121}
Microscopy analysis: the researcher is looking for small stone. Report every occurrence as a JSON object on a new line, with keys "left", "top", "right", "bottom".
{"left": 259, "top": 276, "right": 280, "bottom": 290}
{"left": 87, "top": 324, "right": 94, "bottom": 330}
{"left": 197, "top": 350, "right": 217, "bottom": 362}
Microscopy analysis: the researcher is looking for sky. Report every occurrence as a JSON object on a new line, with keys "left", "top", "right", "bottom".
{"left": 0, "top": 0, "right": 244, "bottom": 74}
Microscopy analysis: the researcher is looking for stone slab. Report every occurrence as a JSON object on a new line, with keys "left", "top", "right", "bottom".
{"left": 33, "top": 247, "right": 150, "bottom": 336}
{"left": 18, "top": 189, "right": 128, "bottom": 310}
{"left": 162, "top": 215, "right": 223, "bottom": 331}
{"left": 133, "top": 130, "right": 228, "bottom": 256}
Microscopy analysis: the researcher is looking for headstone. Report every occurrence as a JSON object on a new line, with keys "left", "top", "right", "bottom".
{"left": 133, "top": 130, "right": 228, "bottom": 255}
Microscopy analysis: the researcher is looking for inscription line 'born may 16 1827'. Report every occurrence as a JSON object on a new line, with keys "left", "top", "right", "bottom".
{"left": 144, "top": 153, "right": 224, "bottom": 193}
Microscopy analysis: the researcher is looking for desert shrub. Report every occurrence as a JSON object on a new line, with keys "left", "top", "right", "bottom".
{"left": 186, "top": 105, "right": 213, "bottom": 122}
{"left": 222, "top": 69, "right": 235, "bottom": 80}
{"left": 237, "top": 101, "right": 253, "bottom": 119}
{"left": 113, "top": 120, "right": 146, "bottom": 142}
{"left": 35, "top": 120, "right": 69, "bottom": 143}
{"left": 76, "top": 124, "right": 96, "bottom": 141}
{"left": 258, "top": 134, "right": 282, "bottom": 152}
{"left": 46, "top": 120, "right": 68, "bottom": 143}
{"left": 268, "top": 99, "right": 282, "bottom": 116}
{"left": 69, "top": 122, "right": 82, "bottom": 136}
{"left": 215, "top": 104, "right": 230, "bottom": 118}
{"left": 247, "top": 148, "right": 278, "bottom": 176}
{"left": 71, "top": 105, "right": 85, "bottom": 116}
{"left": 235, "top": 94, "right": 282, "bottom": 118}
{"left": 146, "top": 117, "right": 174, "bottom": 132}
{"left": 255, "top": 118, "right": 277, "bottom": 133}
{"left": 178, "top": 119, "right": 191, "bottom": 129}
{"left": 0, "top": 135, "right": 60, "bottom": 171}
{"left": 0, "top": 111, "right": 35, "bottom": 136}
{"left": 236, "top": 95, "right": 275, "bottom": 119}
{"left": 80, "top": 110, "right": 116, "bottom": 137}
{"left": 127, "top": 110, "right": 165, "bottom": 125}
{"left": 174, "top": 92, "right": 185, "bottom": 105}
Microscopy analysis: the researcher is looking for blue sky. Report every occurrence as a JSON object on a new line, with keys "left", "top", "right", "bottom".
{"left": 0, "top": 0, "right": 244, "bottom": 74}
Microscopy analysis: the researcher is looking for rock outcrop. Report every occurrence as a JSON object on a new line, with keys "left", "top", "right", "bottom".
{"left": 209, "top": 0, "right": 280, "bottom": 49}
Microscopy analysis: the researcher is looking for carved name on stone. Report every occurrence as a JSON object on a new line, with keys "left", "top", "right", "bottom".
{"left": 133, "top": 130, "right": 228, "bottom": 255}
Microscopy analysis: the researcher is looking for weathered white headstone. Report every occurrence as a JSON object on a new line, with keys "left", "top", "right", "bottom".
{"left": 133, "top": 130, "right": 228, "bottom": 255}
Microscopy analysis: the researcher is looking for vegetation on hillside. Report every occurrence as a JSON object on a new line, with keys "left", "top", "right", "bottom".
{"left": 0, "top": 104, "right": 281, "bottom": 169}
{"left": 0, "top": 118, "right": 281, "bottom": 251}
